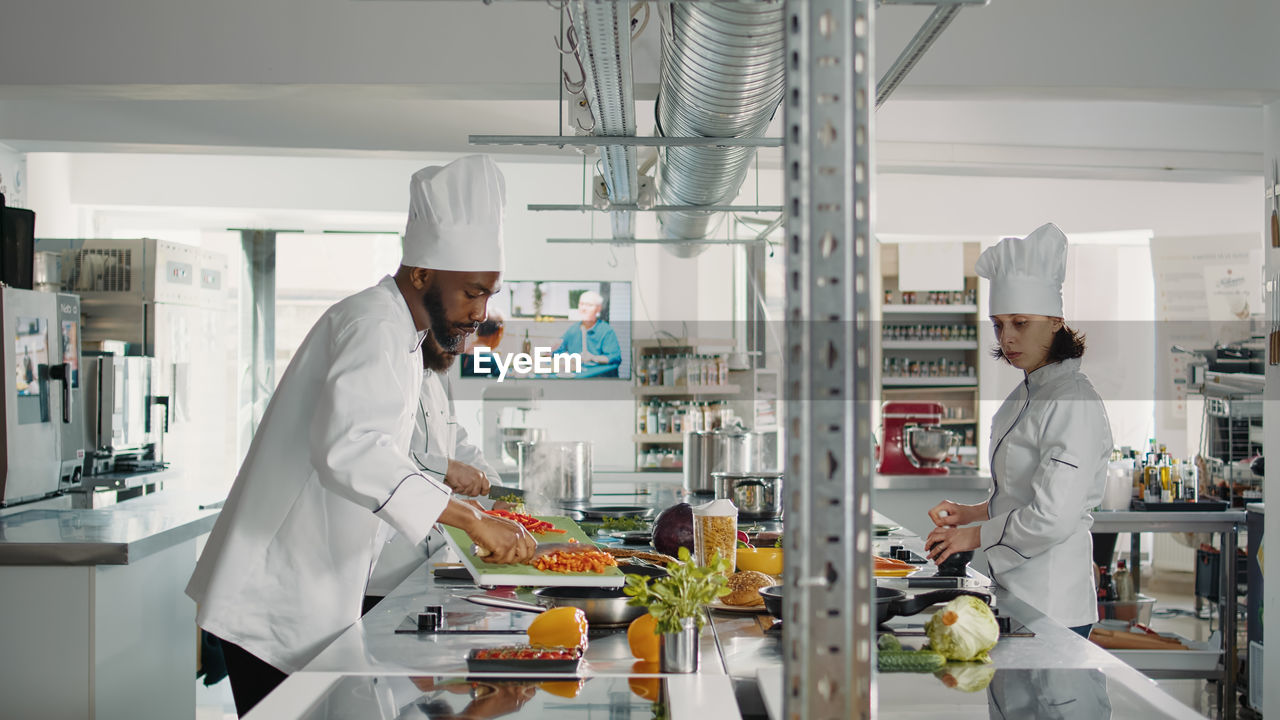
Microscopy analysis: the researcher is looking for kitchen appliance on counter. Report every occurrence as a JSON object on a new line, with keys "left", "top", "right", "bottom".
{"left": 35, "top": 237, "right": 230, "bottom": 481}
{"left": 684, "top": 426, "right": 779, "bottom": 496}
{"left": 481, "top": 384, "right": 543, "bottom": 469}
{"left": 81, "top": 351, "right": 165, "bottom": 475}
{"left": 1, "top": 286, "right": 76, "bottom": 505}
{"left": 713, "top": 470, "right": 783, "bottom": 520}
{"left": 877, "top": 401, "right": 955, "bottom": 475}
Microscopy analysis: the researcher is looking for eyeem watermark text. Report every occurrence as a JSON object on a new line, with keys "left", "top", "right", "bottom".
{"left": 472, "top": 347, "right": 581, "bottom": 381}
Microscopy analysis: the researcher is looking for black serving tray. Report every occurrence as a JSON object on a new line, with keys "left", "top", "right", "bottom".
{"left": 1129, "top": 498, "right": 1230, "bottom": 512}
{"left": 466, "top": 648, "right": 583, "bottom": 674}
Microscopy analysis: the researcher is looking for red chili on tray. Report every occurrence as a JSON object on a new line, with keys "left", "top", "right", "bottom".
{"left": 472, "top": 645, "right": 580, "bottom": 661}
{"left": 484, "top": 509, "right": 567, "bottom": 534}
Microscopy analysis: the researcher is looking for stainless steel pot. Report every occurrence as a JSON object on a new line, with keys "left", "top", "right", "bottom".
{"left": 683, "top": 427, "right": 778, "bottom": 495}
{"left": 712, "top": 471, "right": 784, "bottom": 519}
{"left": 516, "top": 440, "right": 592, "bottom": 502}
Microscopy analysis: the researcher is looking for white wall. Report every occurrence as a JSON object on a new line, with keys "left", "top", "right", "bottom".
{"left": 0, "top": 143, "right": 26, "bottom": 208}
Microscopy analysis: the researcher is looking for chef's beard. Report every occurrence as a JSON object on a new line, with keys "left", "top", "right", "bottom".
{"left": 421, "top": 286, "right": 465, "bottom": 372}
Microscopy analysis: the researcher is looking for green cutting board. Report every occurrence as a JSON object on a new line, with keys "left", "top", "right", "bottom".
{"left": 440, "top": 515, "right": 626, "bottom": 587}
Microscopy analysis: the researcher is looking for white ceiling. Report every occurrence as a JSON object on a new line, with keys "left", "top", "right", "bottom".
{"left": 0, "top": 0, "right": 1277, "bottom": 181}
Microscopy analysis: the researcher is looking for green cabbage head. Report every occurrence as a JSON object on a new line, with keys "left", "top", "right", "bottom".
{"left": 924, "top": 595, "right": 999, "bottom": 663}
{"left": 934, "top": 662, "right": 996, "bottom": 692}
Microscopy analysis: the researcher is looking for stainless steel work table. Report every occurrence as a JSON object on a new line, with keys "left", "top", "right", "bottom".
{"left": 0, "top": 487, "right": 220, "bottom": 565}
{"left": 717, "top": 521, "right": 1206, "bottom": 719}
{"left": 251, "top": 507, "right": 1206, "bottom": 719}
{"left": 1092, "top": 508, "right": 1248, "bottom": 720}
{"left": 252, "top": 531, "right": 741, "bottom": 719}
{"left": 0, "top": 487, "right": 223, "bottom": 719}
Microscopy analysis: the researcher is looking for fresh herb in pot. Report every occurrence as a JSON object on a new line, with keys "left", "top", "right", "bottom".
{"left": 622, "top": 546, "right": 732, "bottom": 634}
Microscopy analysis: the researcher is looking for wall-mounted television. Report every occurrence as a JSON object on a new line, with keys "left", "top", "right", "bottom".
{"left": 460, "top": 280, "right": 632, "bottom": 381}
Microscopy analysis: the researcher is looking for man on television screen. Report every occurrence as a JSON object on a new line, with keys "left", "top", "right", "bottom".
{"left": 553, "top": 290, "right": 620, "bottom": 377}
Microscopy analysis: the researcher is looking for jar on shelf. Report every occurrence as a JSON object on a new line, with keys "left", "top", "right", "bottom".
{"left": 646, "top": 402, "right": 659, "bottom": 435}
{"left": 637, "top": 404, "right": 648, "bottom": 434}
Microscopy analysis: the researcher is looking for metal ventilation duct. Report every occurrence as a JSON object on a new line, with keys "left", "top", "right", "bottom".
{"left": 655, "top": 0, "right": 785, "bottom": 257}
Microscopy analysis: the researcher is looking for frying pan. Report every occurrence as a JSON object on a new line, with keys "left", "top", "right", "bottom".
{"left": 465, "top": 587, "right": 644, "bottom": 627}
{"left": 757, "top": 585, "right": 990, "bottom": 625}
{"left": 463, "top": 563, "right": 666, "bottom": 627}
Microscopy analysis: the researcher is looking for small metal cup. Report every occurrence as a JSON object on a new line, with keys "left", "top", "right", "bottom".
{"left": 659, "top": 617, "right": 700, "bottom": 673}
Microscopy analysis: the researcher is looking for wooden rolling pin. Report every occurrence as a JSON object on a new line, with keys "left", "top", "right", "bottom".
{"left": 1089, "top": 627, "right": 1187, "bottom": 651}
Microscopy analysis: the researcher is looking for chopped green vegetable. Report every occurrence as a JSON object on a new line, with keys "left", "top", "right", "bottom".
{"left": 924, "top": 596, "right": 999, "bottom": 663}
{"left": 492, "top": 494, "right": 524, "bottom": 505}
{"left": 773, "top": 535, "right": 784, "bottom": 549}
{"left": 601, "top": 515, "right": 650, "bottom": 532}
{"left": 877, "top": 650, "right": 946, "bottom": 673}
{"left": 736, "top": 539, "right": 753, "bottom": 549}
{"left": 877, "top": 633, "right": 903, "bottom": 652}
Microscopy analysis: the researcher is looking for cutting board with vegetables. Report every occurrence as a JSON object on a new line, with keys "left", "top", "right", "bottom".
{"left": 440, "top": 515, "right": 626, "bottom": 587}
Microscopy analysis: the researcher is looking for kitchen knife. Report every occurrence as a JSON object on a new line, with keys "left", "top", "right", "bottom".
{"left": 487, "top": 484, "right": 526, "bottom": 501}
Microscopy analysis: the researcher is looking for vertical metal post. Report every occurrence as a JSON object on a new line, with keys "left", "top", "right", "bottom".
{"left": 783, "top": 0, "right": 876, "bottom": 718}
{"left": 239, "top": 230, "right": 275, "bottom": 449}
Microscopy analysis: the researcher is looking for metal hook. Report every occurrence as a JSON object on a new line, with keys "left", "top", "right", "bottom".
{"left": 562, "top": 52, "right": 587, "bottom": 94}
{"left": 553, "top": 19, "right": 580, "bottom": 55}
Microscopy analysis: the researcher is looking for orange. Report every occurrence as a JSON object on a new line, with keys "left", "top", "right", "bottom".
{"left": 629, "top": 660, "right": 661, "bottom": 700}
{"left": 539, "top": 679, "right": 585, "bottom": 699}
{"left": 527, "top": 606, "right": 589, "bottom": 650}
{"left": 627, "top": 613, "right": 661, "bottom": 662}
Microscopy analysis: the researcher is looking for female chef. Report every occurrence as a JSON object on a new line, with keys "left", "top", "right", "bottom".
{"left": 925, "top": 223, "right": 1113, "bottom": 638}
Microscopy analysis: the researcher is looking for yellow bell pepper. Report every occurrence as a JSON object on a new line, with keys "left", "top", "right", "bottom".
{"left": 527, "top": 606, "right": 589, "bottom": 650}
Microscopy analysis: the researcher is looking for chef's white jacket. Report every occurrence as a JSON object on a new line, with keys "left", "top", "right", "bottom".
{"left": 980, "top": 357, "right": 1112, "bottom": 628}
{"left": 186, "top": 276, "right": 453, "bottom": 673}
{"left": 364, "top": 369, "right": 502, "bottom": 597}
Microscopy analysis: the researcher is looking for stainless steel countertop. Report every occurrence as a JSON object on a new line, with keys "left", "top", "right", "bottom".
{"left": 1091, "top": 509, "right": 1247, "bottom": 533}
{"left": 728, "top": 518, "right": 1205, "bottom": 719}
{"left": 283, "top": 507, "right": 1202, "bottom": 720}
{"left": 0, "top": 488, "right": 221, "bottom": 565}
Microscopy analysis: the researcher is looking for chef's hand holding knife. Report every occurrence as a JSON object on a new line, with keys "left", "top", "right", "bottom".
{"left": 441, "top": 499, "right": 536, "bottom": 565}
{"left": 444, "top": 459, "right": 491, "bottom": 497}
{"left": 924, "top": 499, "right": 986, "bottom": 563}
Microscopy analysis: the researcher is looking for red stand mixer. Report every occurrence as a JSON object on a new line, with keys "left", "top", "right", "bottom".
{"left": 876, "top": 401, "right": 955, "bottom": 475}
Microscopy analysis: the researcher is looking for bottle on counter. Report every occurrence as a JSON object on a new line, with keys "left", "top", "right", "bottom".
{"left": 1112, "top": 559, "right": 1136, "bottom": 602}
{"left": 1097, "top": 568, "right": 1116, "bottom": 602}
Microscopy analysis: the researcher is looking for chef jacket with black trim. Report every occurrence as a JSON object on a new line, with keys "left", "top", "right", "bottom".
{"left": 364, "top": 368, "right": 502, "bottom": 597}
{"left": 186, "top": 276, "right": 454, "bottom": 673}
{"left": 980, "top": 357, "right": 1113, "bottom": 628}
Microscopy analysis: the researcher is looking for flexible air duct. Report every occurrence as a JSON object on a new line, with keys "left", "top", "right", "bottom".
{"left": 655, "top": 0, "right": 785, "bottom": 257}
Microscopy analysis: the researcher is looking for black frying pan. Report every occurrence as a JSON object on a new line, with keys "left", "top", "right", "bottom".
{"left": 758, "top": 586, "right": 990, "bottom": 624}
{"left": 876, "top": 586, "right": 990, "bottom": 625}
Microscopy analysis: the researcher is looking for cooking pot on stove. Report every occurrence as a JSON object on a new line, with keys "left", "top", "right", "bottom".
{"left": 684, "top": 427, "right": 778, "bottom": 495}
{"left": 712, "top": 471, "right": 783, "bottom": 520}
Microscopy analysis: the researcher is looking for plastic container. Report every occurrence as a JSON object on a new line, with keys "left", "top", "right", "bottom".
{"left": 692, "top": 499, "right": 737, "bottom": 573}
{"left": 1096, "top": 593, "right": 1155, "bottom": 626}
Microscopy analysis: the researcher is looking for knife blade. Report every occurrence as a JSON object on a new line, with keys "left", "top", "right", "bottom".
{"left": 487, "top": 484, "right": 526, "bottom": 501}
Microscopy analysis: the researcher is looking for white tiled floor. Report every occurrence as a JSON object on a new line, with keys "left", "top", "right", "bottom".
{"left": 1126, "top": 570, "right": 1258, "bottom": 719}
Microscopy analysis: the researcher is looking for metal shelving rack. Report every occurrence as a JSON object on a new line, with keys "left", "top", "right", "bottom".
{"left": 783, "top": 0, "right": 877, "bottom": 716}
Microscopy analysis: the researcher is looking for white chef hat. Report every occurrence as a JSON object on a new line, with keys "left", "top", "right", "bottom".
{"left": 402, "top": 155, "right": 506, "bottom": 272}
{"left": 975, "top": 222, "right": 1068, "bottom": 317}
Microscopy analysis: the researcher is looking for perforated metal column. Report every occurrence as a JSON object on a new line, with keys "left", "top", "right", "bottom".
{"left": 782, "top": 0, "right": 876, "bottom": 718}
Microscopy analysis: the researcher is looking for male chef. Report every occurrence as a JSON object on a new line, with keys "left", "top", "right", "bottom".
{"left": 186, "top": 155, "right": 536, "bottom": 717}
{"left": 361, "top": 316, "right": 508, "bottom": 606}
